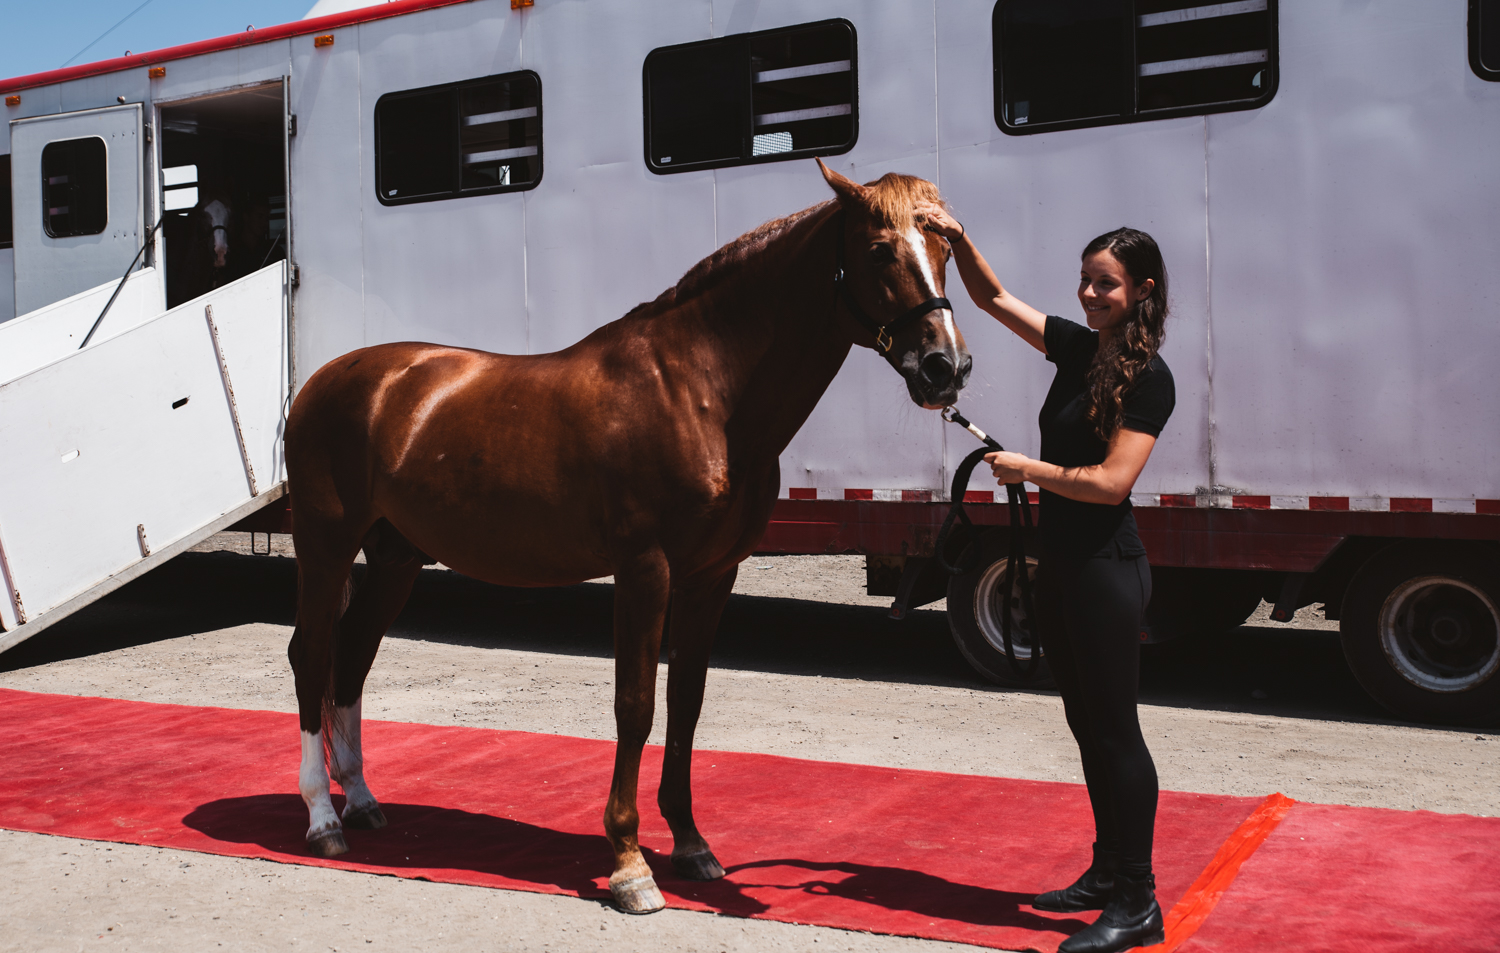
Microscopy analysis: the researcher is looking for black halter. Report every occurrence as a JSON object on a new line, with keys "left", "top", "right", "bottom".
{"left": 832, "top": 213, "right": 952, "bottom": 353}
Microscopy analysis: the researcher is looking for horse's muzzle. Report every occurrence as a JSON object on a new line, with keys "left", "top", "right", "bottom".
{"left": 907, "top": 348, "right": 971, "bottom": 408}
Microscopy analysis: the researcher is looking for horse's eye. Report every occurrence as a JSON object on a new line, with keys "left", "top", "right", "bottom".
{"left": 869, "top": 243, "right": 896, "bottom": 265}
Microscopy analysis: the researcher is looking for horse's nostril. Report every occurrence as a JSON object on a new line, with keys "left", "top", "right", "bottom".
{"left": 956, "top": 353, "right": 973, "bottom": 387}
{"left": 920, "top": 352, "right": 955, "bottom": 389}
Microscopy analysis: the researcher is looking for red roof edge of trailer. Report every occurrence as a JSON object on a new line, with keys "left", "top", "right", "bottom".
{"left": 0, "top": 0, "right": 483, "bottom": 96}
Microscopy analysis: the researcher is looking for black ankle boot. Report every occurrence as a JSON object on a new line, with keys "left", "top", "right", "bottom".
{"left": 1057, "top": 873, "right": 1165, "bottom": 953}
{"left": 1032, "top": 844, "right": 1120, "bottom": 912}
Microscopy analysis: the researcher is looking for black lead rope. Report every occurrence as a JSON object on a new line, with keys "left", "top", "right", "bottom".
{"left": 934, "top": 407, "right": 1044, "bottom": 682}
{"left": 832, "top": 213, "right": 951, "bottom": 353}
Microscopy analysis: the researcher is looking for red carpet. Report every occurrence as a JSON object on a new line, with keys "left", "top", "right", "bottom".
{"left": 0, "top": 688, "right": 1495, "bottom": 951}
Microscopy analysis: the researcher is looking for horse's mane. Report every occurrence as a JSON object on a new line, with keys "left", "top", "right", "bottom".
{"left": 625, "top": 172, "right": 944, "bottom": 320}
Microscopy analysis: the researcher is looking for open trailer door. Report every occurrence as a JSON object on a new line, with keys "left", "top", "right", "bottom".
{"left": 0, "top": 85, "right": 292, "bottom": 651}
{"left": 10, "top": 104, "right": 155, "bottom": 317}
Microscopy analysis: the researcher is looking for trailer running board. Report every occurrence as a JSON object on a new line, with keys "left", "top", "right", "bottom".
{"left": 0, "top": 262, "right": 291, "bottom": 650}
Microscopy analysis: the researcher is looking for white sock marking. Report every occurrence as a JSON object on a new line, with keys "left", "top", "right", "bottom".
{"left": 330, "top": 698, "right": 378, "bottom": 818}
{"left": 299, "top": 729, "right": 341, "bottom": 840}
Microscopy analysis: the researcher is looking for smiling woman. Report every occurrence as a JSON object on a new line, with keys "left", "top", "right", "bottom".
{"left": 919, "top": 204, "right": 1176, "bottom": 953}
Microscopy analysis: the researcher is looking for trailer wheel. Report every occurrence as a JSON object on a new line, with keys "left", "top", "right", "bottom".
{"left": 1340, "top": 544, "right": 1500, "bottom": 726}
{"left": 946, "top": 533, "right": 1055, "bottom": 689}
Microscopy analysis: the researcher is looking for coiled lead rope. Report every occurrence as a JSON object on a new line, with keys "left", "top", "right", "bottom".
{"left": 935, "top": 407, "right": 1043, "bottom": 682}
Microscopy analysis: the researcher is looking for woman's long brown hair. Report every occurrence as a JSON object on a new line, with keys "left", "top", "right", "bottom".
{"left": 1082, "top": 227, "right": 1169, "bottom": 441}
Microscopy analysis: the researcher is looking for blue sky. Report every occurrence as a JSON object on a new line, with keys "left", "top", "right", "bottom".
{"left": 0, "top": 1, "right": 316, "bottom": 82}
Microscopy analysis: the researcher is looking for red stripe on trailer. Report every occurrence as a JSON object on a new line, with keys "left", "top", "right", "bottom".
{"left": 0, "top": 0, "right": 482, "bottom": 95}
{"left": 1161, "top": 494, "right": 1197, "bottom": 507}
{"left": 902, "top": 490, "right": 933, "bottom": 502}
{"left": 963, "top": 490, "right": 994, "bottom": 504}
{"left": 787, "top": 488, "right": 817, "bottom": 500}
{"left": 844, "top": 489, "right": 874, "bottom": 501}
{"left": 1232, "top": 496, "right": 1271, "bottom": 509}
{"left": 1391, "top": 498, "right": 1433, "bottom": 513}
{"left": 1480, "top": 500, "right": 1500, "bottom": 515}
{"left": 1309, "top": 496, "right": 1350, "bottom": 511}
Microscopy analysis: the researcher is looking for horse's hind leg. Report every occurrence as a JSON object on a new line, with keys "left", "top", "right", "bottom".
{"left": 288, "top": 550, "right": 359, "bottom": 858}
{"left": 658, "top": 566, "right": 736, "bottom": 882}
{"left": 604, "top": 549, "right": 672, "bottom": 914}
{"left": 326, "top": 520, "right": 425, "bottom": 831}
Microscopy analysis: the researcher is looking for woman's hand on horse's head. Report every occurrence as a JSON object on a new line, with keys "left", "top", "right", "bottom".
{"left": 916, "top": 203, "right": 964, "bottom": 243}
{"left": 985, "top": 450, "right": 1031, "bottom": 486}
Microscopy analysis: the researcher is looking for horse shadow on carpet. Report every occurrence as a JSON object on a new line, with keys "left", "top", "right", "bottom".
{"left": 183, "top": 794, "right": 1075, "bottom": 932}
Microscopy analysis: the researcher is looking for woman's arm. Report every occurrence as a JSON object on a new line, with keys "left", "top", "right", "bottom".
{"left": 986, "top": 428, "right": 1157, "bottom": 506}
{"left": 917, "top": 203, "right": 1048, "bottom": 354}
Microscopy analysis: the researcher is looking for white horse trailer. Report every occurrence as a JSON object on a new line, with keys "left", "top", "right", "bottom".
{"left": 1, "top": 0, "right": 1497, "bottom": 725}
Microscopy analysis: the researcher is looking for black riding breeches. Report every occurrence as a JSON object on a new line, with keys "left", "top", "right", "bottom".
{"left": 1035, "top": 548, "right": 1158, "bottom": 878}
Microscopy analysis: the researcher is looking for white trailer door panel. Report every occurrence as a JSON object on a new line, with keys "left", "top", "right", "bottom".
{"left": 10, "top": 104, "right": 146, "bottom": 315}
{"left": 0, "top": 263, "right": 288, "bottom": 635}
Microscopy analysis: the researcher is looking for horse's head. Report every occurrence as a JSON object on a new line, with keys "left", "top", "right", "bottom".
{"left": 818, "top": 159, "right": 971, "bottom": 409}
{"left": 202, "top": 198, "right": 231, "bottom": 269}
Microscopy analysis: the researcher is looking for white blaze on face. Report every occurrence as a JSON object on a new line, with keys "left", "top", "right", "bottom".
{"left": 904, "top": 225, "right": 958, "bottom": 361}
{"left": 204, "top": 199, "right": 230, "bottom": 267}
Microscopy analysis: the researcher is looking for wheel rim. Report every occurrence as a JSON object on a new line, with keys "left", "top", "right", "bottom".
{"left": 1378, "top": 575, "right": 1500, "bottom": 693}
{"left": 974, "top": 556, "right": 1040, "bottom": 660}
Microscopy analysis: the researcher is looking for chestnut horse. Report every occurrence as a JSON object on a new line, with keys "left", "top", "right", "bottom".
{"left": 284, "top": 160, "right": 972, "bottom": 913}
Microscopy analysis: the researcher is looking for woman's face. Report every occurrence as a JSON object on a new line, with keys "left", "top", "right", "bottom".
{"left": 1078, "top": 249, "right": 1152, "bottom": 333}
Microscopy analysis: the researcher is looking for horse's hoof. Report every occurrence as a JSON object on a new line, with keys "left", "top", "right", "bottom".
{"left": 671, "top": 847, "right": 726, "bottom": 881}
{"left": 306, "top": 830, "right": 349, "bottom": 858}
{"left": 343, "top": 805, "right": 387, "bottom": 830}
{"left": 610, "top": 875, "right": 666, "bottom": 915}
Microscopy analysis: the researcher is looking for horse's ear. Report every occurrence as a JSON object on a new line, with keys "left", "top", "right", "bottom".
{"left": 817, "top": 157, "right": 869, "bottom": 209}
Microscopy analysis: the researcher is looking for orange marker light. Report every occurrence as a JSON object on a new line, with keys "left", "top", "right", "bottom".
{"left": 511, "top": 0, "right": 533, "bottom": 8}
{"left": 314, "top": 34, "right": 335, "bottom": 48}
{"left": 148, "top": 66, "right": 166, "bottom": 79}
{"left": 4, "top": 95, "right": 19, "bottom": 107}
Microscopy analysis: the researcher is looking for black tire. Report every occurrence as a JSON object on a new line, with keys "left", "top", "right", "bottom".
{"left": 1340, "top": 544, "right": 1500, "bottom": 727}
{"left": 946, "top": 531, "right": 1055, "bottom": 689}
{"left": 1142, "top": 567, "right": 1264, "bottom": 644}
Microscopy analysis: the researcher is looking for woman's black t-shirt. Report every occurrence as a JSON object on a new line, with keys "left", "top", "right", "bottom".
{"left": 1037, "top": 316, "right": 1175, "bottom": 559}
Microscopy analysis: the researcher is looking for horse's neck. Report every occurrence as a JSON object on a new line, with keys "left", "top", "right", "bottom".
{"left": 688, "top": 206, "right": 855, "bottom": 463}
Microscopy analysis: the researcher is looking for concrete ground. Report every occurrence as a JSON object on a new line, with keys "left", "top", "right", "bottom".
{"left": 2, "top": 534, "right": 1495, "bottom": 952}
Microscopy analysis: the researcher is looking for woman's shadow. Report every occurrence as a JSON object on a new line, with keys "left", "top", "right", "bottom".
{"left": 184, "top": 794, "right": 1080, "bottom": 936}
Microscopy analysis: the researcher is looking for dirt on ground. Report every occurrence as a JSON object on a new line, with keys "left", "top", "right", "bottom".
{"left": 2, "top": 534, "right": 1495, "bottom": 952}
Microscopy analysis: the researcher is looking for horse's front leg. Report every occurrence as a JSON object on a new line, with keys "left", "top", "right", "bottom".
{"left": 604, "top": 549, "right": 672, "bottom": 914}
{"left": 658, "top": 565, "right": 737, "bottom": 881}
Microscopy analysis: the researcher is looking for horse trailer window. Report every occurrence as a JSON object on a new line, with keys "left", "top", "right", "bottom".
{"left": 0, "top": 154, "right": 12, "bottom": 249}
{"left": 41, "top": 137, "right": 108, "bottom": 238}
{"left": 1473, "top": 0, "right": 1500, "bottom": 80}
{"left": 375, "top": 71, "right": 541, "bottom": 205}
{"left": 994, "top": 0, "right": 1277, "bottom": 135}
{"left": 644, "top": 19, "right": 857, "bottom": 174}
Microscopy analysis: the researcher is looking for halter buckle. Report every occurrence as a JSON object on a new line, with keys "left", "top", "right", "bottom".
{"left": 875, "top": 326, "right": 894, "bottom": 353}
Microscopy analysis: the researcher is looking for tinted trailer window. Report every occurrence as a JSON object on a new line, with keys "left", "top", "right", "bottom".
{"left": 994, "top": 0, "right": 1278, "bottom": 135}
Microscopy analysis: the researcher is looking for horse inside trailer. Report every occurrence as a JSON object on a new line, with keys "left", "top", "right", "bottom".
{"left": 160, "top": 86, "right": 288, "bottom": 308}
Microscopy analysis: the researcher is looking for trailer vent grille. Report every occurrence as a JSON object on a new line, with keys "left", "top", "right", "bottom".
{"left": 644, "top": 19, "right": 857, "bottom": 175}
{"left": 375, "top": 70, "right": 542, "bottom": 205}
{"left": 994, "top": 0, "right": 1278, "bottom": 135}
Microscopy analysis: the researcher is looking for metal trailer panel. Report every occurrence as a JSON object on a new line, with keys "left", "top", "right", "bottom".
{"left": 1206, "top": 1, "right": 1500, "bottom": 503}
{"left": 10, "top": 104, "right": 146, "bottom": 315}
{"left": 0, "top": 269, "right": 165, "bottom": 385}
{"left": 0, "top": 263, "right": 288, "bottom": 632}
